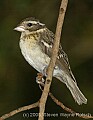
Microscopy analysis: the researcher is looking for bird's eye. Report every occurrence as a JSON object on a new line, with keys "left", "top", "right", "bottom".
{"left": 27, "top": 23, "right": 32, "bottom": 27}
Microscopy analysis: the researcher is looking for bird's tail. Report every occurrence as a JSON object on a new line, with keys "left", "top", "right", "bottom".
{"left": 56, "top": 75, "right": 87, "bottom": 105}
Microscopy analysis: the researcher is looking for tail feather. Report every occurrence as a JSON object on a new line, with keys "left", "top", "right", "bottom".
{"left": 56, "top": 75, "right": 87, "bottom": 105}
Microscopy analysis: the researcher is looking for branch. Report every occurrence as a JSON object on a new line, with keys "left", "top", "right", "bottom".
{"left": 49, "top": 92, "right": 93, "bottom": 119}
{"left": 49, "top": 92, "right": 75, "bottom": 113}
{"left": 0, "top": 102, "right": 39, "bottom": 120}
{"left": 1, "top": 92, "right": 93, "bottom": 120}
{"left": 38, "top": 0, "right": 68, "bottom": 120}
{"left": 0, "top": 82, "right": 93, "bottom": 120}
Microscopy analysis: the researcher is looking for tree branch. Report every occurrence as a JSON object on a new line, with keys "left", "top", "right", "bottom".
{"left": 38, "top": 0, "right": 68, "bottom": 120}
{"left": 0, "top": 102, "right": 39, "bottom": 120}
{"left": 1, "top": 92, "right": 93, "bottom": 120}
{"left": 49, "top": 92, "right": 93, "bottom": 119}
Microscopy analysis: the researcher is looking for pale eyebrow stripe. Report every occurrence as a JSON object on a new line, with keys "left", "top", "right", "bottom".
{"left": 28, "top": 21, "right": 45, "bottom": 26}
{"left": 29, "top": 21, "right": 38, "bottom": 24}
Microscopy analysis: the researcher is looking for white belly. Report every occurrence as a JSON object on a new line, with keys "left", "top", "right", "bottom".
{"left": 19, "top": 38, "right": 50, "bottom": 74}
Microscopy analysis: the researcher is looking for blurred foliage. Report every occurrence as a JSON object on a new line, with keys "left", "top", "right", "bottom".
{"left": 0, "top": 0, "right": 93, "bottom": 120}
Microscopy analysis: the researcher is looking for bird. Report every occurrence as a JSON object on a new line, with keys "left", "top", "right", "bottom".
{"left": 14, "top": 17, "right": 87, "bottom": 105}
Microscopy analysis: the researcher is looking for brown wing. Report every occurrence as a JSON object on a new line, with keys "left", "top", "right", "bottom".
{"left": 39, "top": 28, "right": 76, "bottom": 83}
{"left": 57, "top": 45, "right": 76, "bottom": 82}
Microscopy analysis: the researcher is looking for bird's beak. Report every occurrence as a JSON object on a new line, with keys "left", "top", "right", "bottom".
{"left": 14, "top": 26, "right": 25, "bottom": 32}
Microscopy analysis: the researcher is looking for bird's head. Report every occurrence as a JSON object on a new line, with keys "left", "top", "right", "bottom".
{"left": 14, "top": 17, "right": 46, "bottom": 34}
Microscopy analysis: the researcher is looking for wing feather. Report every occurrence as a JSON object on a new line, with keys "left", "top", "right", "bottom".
{"left": 39, "top": 28, "right": 76, "bottom": 82}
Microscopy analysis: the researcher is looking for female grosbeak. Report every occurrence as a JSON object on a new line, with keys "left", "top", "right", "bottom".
{"left": 14, "top": 17, "right": 87, "bottom": 105}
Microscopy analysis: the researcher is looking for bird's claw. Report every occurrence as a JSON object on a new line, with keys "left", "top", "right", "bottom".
{"left": 36, "top": 73, "right": 45, "bottom": 84}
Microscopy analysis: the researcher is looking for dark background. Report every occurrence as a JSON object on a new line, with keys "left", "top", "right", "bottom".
{"left": 0, "top": 0, "right": 93, "bottom": 120}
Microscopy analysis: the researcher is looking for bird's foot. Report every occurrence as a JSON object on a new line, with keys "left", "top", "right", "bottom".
{"left": 36, "top": 73, "right": 45, "bottom": 84}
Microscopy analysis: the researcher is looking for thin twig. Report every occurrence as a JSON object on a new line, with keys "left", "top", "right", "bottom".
{"left": 49, "top": 92, "right": 93, "bottom": 119}
{"left": 0, "top": 102, "right": 39, "bottom": 120}
{"left": 38, "top": 0, "right": 68, "bottom": 120}
{"left": 0, "top": 92, "right": 93, "bottom": 120}
{"left": 49, "top": 92, "right": 75, "bottom": 113}
{"left": 39, "top": 83, "right": 93, "bottom": 119}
